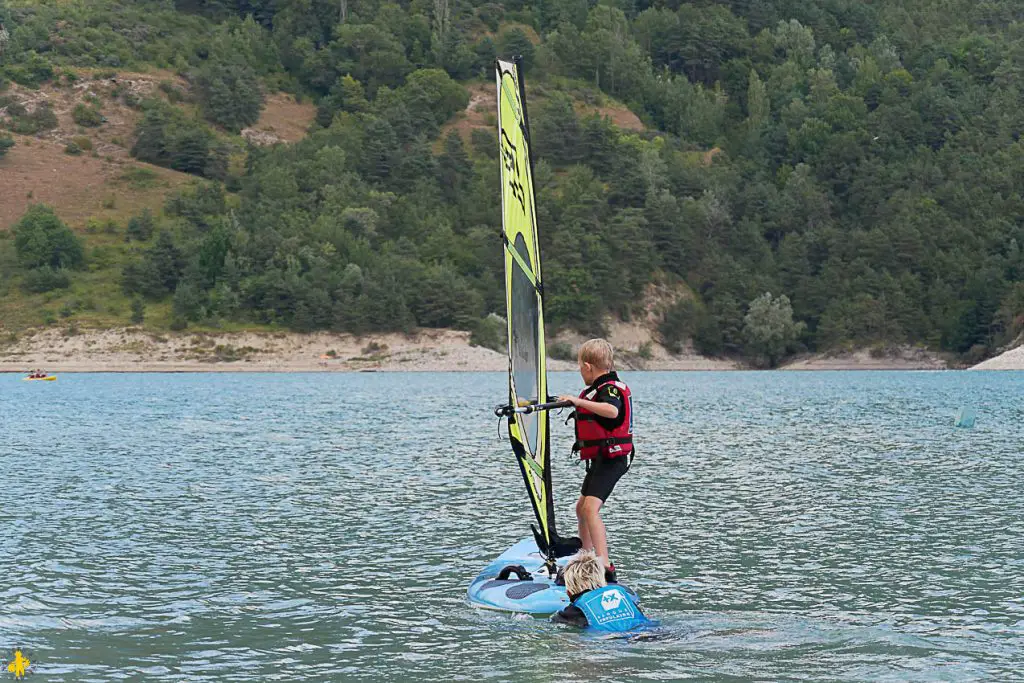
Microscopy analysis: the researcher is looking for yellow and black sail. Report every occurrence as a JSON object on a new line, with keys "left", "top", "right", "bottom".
{"left": 495, "top": 58, "right": 563, "bottom": 561}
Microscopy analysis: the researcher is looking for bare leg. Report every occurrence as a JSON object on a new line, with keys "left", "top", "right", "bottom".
{"left": 575, "top": 495, "right": 593, "bottom": 551}
{"left": 578, "top": 495, "right": 610, "bottom": 567}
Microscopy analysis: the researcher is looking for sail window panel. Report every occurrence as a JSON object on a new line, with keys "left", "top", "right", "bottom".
{"left": 510, "top": 233, "right": 540, "bottom": 455}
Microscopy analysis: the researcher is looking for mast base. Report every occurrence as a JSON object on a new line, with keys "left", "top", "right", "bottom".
{"left": 532, "top": 524, "right": 582, "bottom": 561}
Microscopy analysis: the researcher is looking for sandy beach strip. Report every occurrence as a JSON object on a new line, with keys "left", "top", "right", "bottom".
{"left": 0, "top": 327, "right": 738, "bottom": 373}
{"left": 5, "top": 328, "right": 1001, "bottom": 373}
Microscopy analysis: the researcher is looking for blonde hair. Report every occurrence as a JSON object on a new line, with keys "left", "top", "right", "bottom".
{"left": 563, "top": 549, "right": 607, "bottom": 595}
{"left": 578, "top": 338, "right": 614, "bottom": 371}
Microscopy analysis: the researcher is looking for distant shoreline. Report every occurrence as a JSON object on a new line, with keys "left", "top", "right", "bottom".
{"left": 779, "top": 348, "right": 950, "bottom": 372}
{"left": 4, "top": 327, "right": 1017, "bottom": 373}
{"left": 0, "top": 327, "right": 738, "bottom": 374}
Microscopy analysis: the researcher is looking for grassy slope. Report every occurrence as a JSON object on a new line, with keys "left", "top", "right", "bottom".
{"left": 0, "top": 63, "right": 646, "bottom": 335}
{"left": 0, "top": 70, "right": 317, "bottom": 332}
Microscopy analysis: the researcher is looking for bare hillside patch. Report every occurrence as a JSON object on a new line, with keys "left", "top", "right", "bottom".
{"left": 441, "top": 82, "right": 647, "bottom": 146}
{"left": 0, "top": 70, "right": 312, "bottom": 229}
{"left": 439, "top": 82, "right": 494, "bottom": 145}
{"left": 242, "top": 93, "right": 316, "bottom": 145}
{"left": 582, "top": 102, "right": 645, "bottom": 132}
{"left": 0, "top": 71, "right": 188, "bottom": 160}
{"left": 0, "top": 136, "right": 190, "bottom": 230}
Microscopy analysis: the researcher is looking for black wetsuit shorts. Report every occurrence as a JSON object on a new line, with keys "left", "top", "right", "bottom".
{"left": 580, "top": 454, "right": 629, "bottom": 502}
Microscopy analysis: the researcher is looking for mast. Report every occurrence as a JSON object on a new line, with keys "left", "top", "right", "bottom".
{"left": 512, "top": 56, "right": 560, "bottom": 567}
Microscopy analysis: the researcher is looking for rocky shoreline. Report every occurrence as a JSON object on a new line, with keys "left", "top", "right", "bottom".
{"left": 969, "top": 343, "right": 1024, "bottom": 370}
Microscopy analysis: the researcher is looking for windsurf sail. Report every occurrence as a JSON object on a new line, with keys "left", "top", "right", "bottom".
{"left": 494, "top": 58, "right": 576, "bottom": 569}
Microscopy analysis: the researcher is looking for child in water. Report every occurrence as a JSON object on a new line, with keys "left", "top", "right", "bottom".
{"left": 558, "top": 339, "right": 634, "bottom": 583}
{"left": 551, "top": 550, "right": 648, "bottom": 631}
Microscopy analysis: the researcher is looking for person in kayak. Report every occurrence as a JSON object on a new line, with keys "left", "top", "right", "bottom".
{"left": 558, "top": 338, "right": 633, "bottom": 583}
{"left": 551, "top": 550, "right": 648, "bottom": 631}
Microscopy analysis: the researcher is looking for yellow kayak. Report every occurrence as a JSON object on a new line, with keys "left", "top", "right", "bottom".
{"left": 23, "top": 375, "right": 57, "bottom": 381}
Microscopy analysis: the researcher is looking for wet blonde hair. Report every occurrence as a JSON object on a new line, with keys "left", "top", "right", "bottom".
{"left": 563, "top": 549, "right": 607, "bottom": 596}
{"left": 578, "top": 338, "right": 614, "bottom": 371}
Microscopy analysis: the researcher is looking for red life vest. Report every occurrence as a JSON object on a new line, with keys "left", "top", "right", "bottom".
{"left": 573, "top": 379, "right": 633, "bottom": 461}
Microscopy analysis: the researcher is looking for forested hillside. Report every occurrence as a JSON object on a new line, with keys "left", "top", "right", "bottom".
{"left": 1, "top": 0, "right": 1022, "bottom": 365}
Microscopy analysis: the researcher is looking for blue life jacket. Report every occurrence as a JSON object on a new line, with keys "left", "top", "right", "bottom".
{"left": 572, "top": 585, "right": 649, "bottom": 632}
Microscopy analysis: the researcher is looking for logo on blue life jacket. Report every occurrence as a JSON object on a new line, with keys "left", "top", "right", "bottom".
{"left": 600, "top": 589, "right": 623, "bottom": 611}
{"left": 589, "top": 588, "right": 636, "bottom": 625}
{"left": 574, "top": 586, "right": 647, "bottom": 631}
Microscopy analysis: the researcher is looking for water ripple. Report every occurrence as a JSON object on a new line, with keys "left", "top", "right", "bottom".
{"left": 1, "top": 371, "right": 1022, "bottom": 680}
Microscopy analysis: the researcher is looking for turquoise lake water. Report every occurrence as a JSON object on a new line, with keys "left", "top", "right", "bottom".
{"left": 1, "top": 371, "right": 1022, "bottom": 681}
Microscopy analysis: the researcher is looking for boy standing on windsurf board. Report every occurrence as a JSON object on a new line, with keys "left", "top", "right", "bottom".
{"left": 558, "top": 338, "right": 634, "bottom": 583}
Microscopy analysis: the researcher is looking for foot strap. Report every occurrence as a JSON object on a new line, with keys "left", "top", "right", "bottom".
{"left": 496, "top": 565, "right": 532, "bottom": 581}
